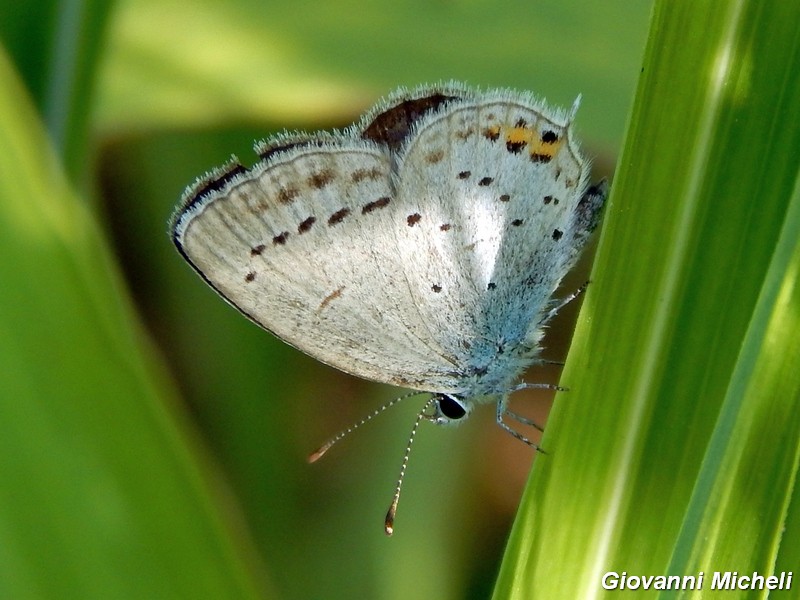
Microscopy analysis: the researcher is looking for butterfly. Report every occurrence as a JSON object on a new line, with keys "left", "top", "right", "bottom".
{"left": 170, "top": 81, "right": 607, "bottom": 533}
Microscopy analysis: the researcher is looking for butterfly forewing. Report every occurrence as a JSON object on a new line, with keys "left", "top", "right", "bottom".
{"left": 174, "top": 140, "right": 463, "bottom": 391}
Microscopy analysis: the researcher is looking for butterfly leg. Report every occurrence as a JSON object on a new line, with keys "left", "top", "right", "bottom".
{"left": 504, "top": 381, "right": 564, "bottom": 433}
{"left": 512, "top": 382, "right": 566, "bottom": 393}
{"left": 496, "top": 399, "right": 544, "bottom": 452}
{"left": 539, "top": 359, "right": 565, "bottom": 366}
{"left": 497, "top": 381, "right": 568, "bottom": 448}
{"left": 504, "top": 409, "right": 544, "bottom": 432}
{"left": 542, "top": 280, "right": 589, "bottom": 325}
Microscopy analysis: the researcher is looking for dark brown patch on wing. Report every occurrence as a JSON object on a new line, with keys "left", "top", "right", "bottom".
{"left": 362, "top": 93, "right": 459, "bottom": 150}
{"left": 328, "top": 208, "right": 351, "bottom": 225}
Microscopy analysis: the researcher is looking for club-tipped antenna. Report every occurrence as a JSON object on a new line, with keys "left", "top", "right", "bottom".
{"left": 307, "top": 390, "right": 424, "bottom": 463}
{"left": 384, "top": 397, "right": 436, "bottom": 536}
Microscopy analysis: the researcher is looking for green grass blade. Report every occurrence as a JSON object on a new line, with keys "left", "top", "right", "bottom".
{"left": 43, "top": 0, "right": 116, "bottom": 186}
{"left": 0, "top": 0, "right": 116, "bottom": 187}
{"left": 666, "top": 148, "right": 800, "bottom": 598}
{"left": 493, "top": 0, "right": 800, "bottom": 597}
{"left": 0, "top": 47, "right": 266, "bottom": 600}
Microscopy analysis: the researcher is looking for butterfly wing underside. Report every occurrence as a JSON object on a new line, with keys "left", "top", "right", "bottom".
{"left": 172, "top": 84, "right": 604, "bottom": 395}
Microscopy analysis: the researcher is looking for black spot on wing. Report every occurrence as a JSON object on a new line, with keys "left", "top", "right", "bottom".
{"left": 328, "top": 208, "right": 351, "bottom": 225}
{"left": 298, "top": 216, "right": 316, "bottom": 233}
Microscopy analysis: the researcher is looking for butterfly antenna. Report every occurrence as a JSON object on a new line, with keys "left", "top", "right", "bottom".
{"left": 384, "top": 397, "right": 436, "bottom": 536}
{"left": 308, "top": 390, "right": 423, "bottom": 463}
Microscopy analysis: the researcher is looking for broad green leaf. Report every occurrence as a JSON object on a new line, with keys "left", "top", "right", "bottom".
{"left": 0, "top": 47, "right": 267, "bottom": 600}
{"left": 0, "top": 0, "right": 117, "bottom": 187}
{"left": 494, "top": 0, "right": 800, "bottom": 597}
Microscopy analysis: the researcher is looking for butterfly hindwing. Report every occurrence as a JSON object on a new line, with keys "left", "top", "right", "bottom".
{"left": 390, "top": 90, "right": 594, "bottom": 369}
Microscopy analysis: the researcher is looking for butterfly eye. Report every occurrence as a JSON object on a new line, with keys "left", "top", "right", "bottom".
{"left": 433, "top": 394, "right": 468, "bottom": 423}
